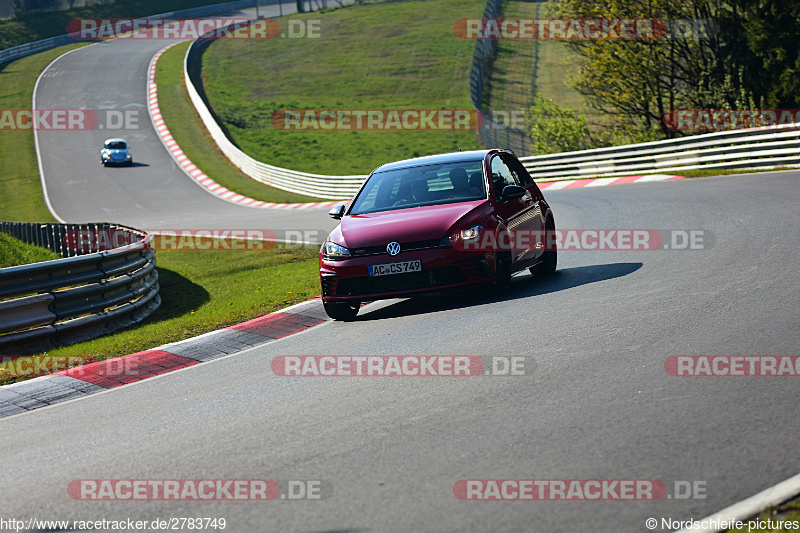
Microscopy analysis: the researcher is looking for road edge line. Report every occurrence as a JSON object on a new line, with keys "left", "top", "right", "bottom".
{"left": 676, "top": 472, "right": 800, "bottom": 532}
{"left": 33, "top": 43, "right": 100, "bottom": 224}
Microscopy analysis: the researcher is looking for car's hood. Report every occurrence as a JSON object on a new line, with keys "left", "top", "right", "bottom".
{"left": 104, "top": 149, "right": 127, "bottom": 158}
{"left": 336, "top": 200, "right": 486, "bottom": 247}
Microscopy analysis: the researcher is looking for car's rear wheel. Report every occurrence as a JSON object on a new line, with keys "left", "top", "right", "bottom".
{"left": 323, "top": 301, "right": 360, "bottom": 321}
{"left": 493, "top": 251, "right": 512, "bottom": 293}
{"left": 531, "top": 217, "right": 557, "bottom": 276}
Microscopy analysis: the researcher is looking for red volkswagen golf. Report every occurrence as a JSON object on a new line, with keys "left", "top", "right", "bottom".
{"left": 319, "top": 149, "right": 556, "bottom": 320}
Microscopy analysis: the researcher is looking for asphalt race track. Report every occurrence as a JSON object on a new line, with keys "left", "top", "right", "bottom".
{"left": 34, "top": 4, "right": 337, "bottom": 241}
{"left": 9, "top": 4, "right": 800, "bottom": 532}
{"left": 3, "top": 171, "right": 799, "bottom": 532}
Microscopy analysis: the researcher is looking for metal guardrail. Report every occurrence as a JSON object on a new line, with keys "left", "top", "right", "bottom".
{"left": 183, "top": 22, "right": 368, "bottom": 199}
{"left": 0, "top": 222, "right": 160, "bottom": 354}
{"left": 519, "top": 122, "right": 800, "bottom": 180}
{"left": 0, "top": 0, "right": 260, "bottom": 65}
{"left": 182, "top": 0, "right": 800, "bottom": 197}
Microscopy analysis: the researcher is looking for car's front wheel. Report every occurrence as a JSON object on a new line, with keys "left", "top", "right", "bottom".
{"left": 323, "top": 301, "right": 360, "bottom": 321}
{"left": 531, "top": 217, "right": 557, "bottom": 276}
{"left": 493, "top": 251, "right": 512, "bottom": 293}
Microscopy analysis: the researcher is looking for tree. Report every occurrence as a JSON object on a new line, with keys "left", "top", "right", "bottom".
{"left": 524, "top": 93, "right": 593, "bottom": 154}
{"left": 547, "top": 0, "right": 798, "bottom": 136}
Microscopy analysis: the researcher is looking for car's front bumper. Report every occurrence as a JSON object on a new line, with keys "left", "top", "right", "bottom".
{"left": 320, "top": 248, "right": 494, "bottom": 303}
{"left": 102, "top": 155, "right": 130, "bottom": 165}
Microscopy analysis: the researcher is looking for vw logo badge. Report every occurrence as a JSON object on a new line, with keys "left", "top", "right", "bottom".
{"left": 386, "top": 242, "right": 401, "bottom": 256}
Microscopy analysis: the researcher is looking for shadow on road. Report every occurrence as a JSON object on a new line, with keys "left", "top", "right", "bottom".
{"left": 102, "top": 162, "right": 150, "bottom": 168}
{"left": 145, "top": 266, "right": 210, "bottom": 323}
{"left": 357, "top": 262, "right": 643, "bottom": 321}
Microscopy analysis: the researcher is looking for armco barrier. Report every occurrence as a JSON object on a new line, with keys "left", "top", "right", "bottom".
{"left": 0, "top": 0, "right": 261, "bottom": 65}
{"left": 0, "top": 222, "right": 159, "bottom": 354}
{"left": 519, "top": 122, "right": 800, "bottom": 181}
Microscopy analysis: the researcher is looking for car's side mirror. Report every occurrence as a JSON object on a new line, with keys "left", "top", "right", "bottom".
{"left": 329, "top": 205, "right": 346, "bottom": 219}
{"left": 500, "top": 185, "right": 526, "bottom": 201}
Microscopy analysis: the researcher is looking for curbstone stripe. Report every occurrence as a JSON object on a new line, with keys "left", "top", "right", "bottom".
{"left": 147, "top": 46, "right": 685, "bottom": 210}
{"left": 0, "top": 298, "right": 328, "bottom": 418}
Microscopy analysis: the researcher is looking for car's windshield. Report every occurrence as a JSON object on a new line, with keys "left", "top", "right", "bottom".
{"left": 350, "top": 159, "right": 486, "bottom": 215}
{"left": 105, "top": 141, "right": 126, "bottom": 149}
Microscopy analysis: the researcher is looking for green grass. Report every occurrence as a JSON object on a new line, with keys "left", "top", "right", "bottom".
{"left": 0, "top": 243, "right": 322, "bottom": 385}
{"left": 156, "top": 42, "right": 319, "bottom": 203}
{"left": 0, "top": 43, "right": 88, "bottom": 222}
{"left": 200, "top": 0, "right": 484, "bottom": 175}
{"left": 537, "top": 166, "right": 800, "bottom": 184}
{"left": 486, "top": 0, "right": 604, "bottom": 130}
{"left": 0, "top": 232, "right": 60, "bottom": 267}
{"left": 725, "top": 498, "right": 800, "bottom": 532}
{"left": 0, "top": 0, "right": 235, "bottom": 50}
{"left": 678, "top": 166, "right": 800, "bottom": 178}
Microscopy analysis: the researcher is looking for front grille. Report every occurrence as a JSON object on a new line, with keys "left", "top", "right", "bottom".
{"left": 335, "top": 267, "right": 467, "bottom": 296}
{"left": 350, "top": 238, "right": 442, "bottom": 257}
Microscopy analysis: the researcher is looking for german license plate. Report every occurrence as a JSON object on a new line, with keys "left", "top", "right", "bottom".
{"left": 368, "top": 259, "right": 422, "bottom": 277}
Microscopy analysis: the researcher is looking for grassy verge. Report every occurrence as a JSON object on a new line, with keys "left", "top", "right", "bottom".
{"left": 200, "top": 0, "right": 483, "bottom": 175}
{"left": 0, "top": 43, "right": 88, "bottom": 222}
{"left": 725, "top": 497, "right": 800, "bottom": 532}
{"left": 486, "top": 0, "right": 604, "bottom": 130}
{"left": 535, "top": 167, "right": 800, "bottom": 183}
{"left": 0, "top": 0, "right": 233, "bottom": 50}
{"left": 156, "top": 41, "right": 319, "bottom": 203}
{"left": 0, "top": 233, "right": 60, "bottom": 267}
{"left": 0, "top": 242, "right": 321, "bottom": 385}
{"left": 678, "top": 166, "right": 800, "bottom": 179}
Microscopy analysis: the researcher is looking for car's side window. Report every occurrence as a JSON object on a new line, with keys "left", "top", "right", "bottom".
{"left": 502, "top": 154, "right": 532, "bottom": 186}
{"left": 491, "top": 155, "right": 518, "bottom": 199}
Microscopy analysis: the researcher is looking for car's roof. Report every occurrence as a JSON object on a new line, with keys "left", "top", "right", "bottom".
{"left": 374, "top": 150, "right": 493, "bottom": 173}
{"left": 103, "top": 138, "right": 127, "bottom": 144}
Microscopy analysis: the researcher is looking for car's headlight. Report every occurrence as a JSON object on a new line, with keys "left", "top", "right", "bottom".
{"left": 323, "top": 240, "right": 351, "bottom": 259}
{"left": 442, "top": 224, "right": 485, "bottom": 247}
{"left": 126, "top": 154, "right": 131, "bottom": 158}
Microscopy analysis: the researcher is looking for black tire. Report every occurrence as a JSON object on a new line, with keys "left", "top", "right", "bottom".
{"left": 323, "top": 301, "right": 360, "bottom": 321}
{"left": 493, "top": 251, "right": 512, "bottom": 293}
{"left": 531, "top": 217, "right": 557, "bottom": 276}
